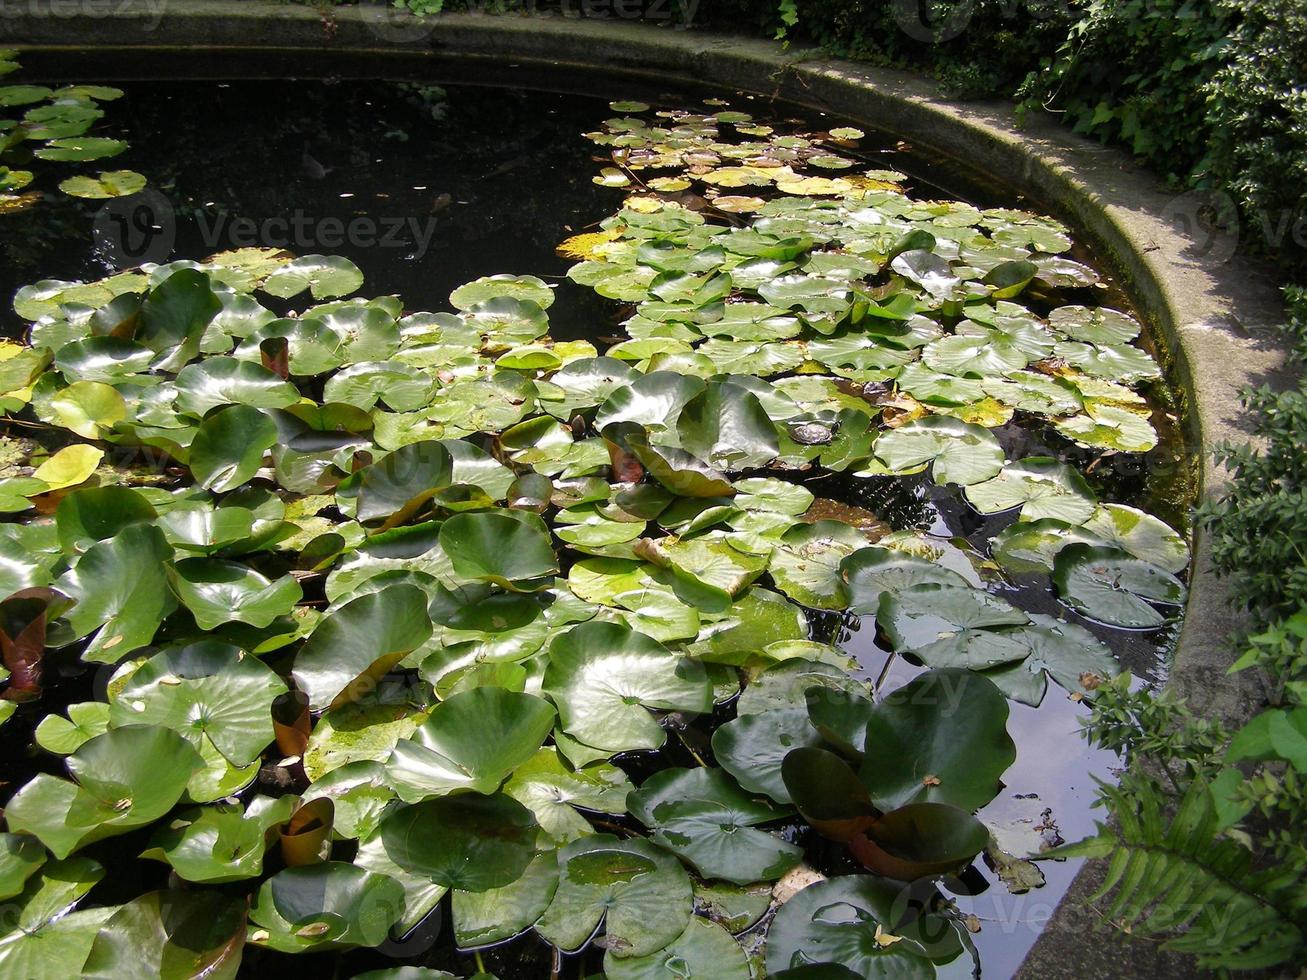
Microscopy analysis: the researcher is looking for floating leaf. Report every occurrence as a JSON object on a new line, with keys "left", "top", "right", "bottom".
{"left": 57, "top": 170, "right": 146, "bottom": 199}
{"left": 874, "top": 416, "right": 1004, "bottom": 486}
{"left": 109, "top": 640, "right": 287, "bottom": 766}
{"left": 6, "top": 725, "right": 203, "bottom": 858}
{"left": 535, "top": 835, "right": 692, "bottom": 957}
{"left": 1052, "top": 543, "right": 1186, "bottom": 628}
{"left": 248, "top": 862, "right": 405, "bottom": 952}
{"left": 292, "top": 584, "right": 433, "bottom": 710}
{"left": 604, "top": 916, "right": 751, "bottom": 980}
{"left": 375, "top": 793, "right": 539, "bottom": 892}
{"left": 628, "top": 767, "right": 802, "bottom": 883}
{"left": 385, "top": 688, "right": 555, "bottom": 801}
{"left": 80, "top": 889, "right": 245, "bottom": 980}
{"left": 860, "top": 668, "right": 1015, "bottom": 811}
{"left": 542, "top": 621, "right": 710, "bottom": 752}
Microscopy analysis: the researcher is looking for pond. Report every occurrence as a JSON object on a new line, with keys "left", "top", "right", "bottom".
{"left": 0, "top": 52, "right": 1195, "bottom": 980}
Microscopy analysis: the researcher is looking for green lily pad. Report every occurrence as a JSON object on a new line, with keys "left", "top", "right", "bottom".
{"left": 109, "top": 640, "right": 287, "bottom": 766}
{"left": 5, "top": 725, "right": 203, "bottom": 858}
{"left": 989, "top": 519, "right": 1108, "bottom": 574}
{"left": 374, "top": 793, "right": 540, "bottom": 891}
{"left": 293, "top": 584, "right": 433, "bottom": 710}
{"left": 173, "top": 357, "right": 300, "bottom": 416}
{"left": 81, "top": 889, "right": 246, "bottom": 980}
{"left": 711, "top": 707, "right": 824, "bottom": 804}
{"left": 534, "top": 835, "right": 693, "bottom": 957}
{"left": 141, "top": 796, "right": 297, "bottom": 882}
{"left": 0, "top": 857, "right": 111, "bottom": 979}
{"left": 1083, "top": 503, "right": 1189, "bottom": 573}
{"left": 542, "top": 621, "right": 711, "bottom": 752}
{"left": 451, "top": 849, "right": 560, "bottom": 948}
{"left": 188, "top": 404, "right": 279, "bottom": 492}
{"left": 604, "top": 915, "right": 751, "bottom": 980}
{"left": 628, "top": 766, "right": 802, "bottom": 883}
{"left": 860, "top": 668, "right": 1015, "bottom": 812}
{"left": 58, "top": 170, "right": 146, "bottom": 199}
{"left": 34, "top": 137, "right": 126, "bottom": 161}
{"left": 503, "top": 747, "right": 633, "bottom": 843}
{"left": 451, "top": 274, "right": 554, "bottom": 311}
{"left": 55, "top": 523, "right": 176, "bottom": 662}
{"left": 261, "top": 255, "right": 364, "bottom": 300}
{"left": 248, "top": 862, "right": 405, "bottom": 952}
{"left": 676, "top": 380, "right": 779, "bottom": 469}
{"left": 385, "top": 688, "right": 556, "bottom": 802}
{"left": 1052, "top": 543, "right": 1186, "bottom": 628}
{"left": 167, "top": 558, "right": 302, "bottom": 630}
{"left": 439, "top": 511, "right": 559, "bottom": 591}
{"left": 874, "top": 416, "right": 1004, "bottom": 486}
{"left": 877, "top": 583, "right": 1028, "bottom": 653}
{"left": 839, "top": 546, "right": 969, "bottom": 615}
{"left": 769, "top": 520, "right": 867, "bottom": 609}
{"left": 963, "top": 457, "right": 1097, "bottom": 524}
{"left": 765, "top": 875, "right": 953, "bottom": 978}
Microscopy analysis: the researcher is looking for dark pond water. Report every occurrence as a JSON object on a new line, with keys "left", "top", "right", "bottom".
{"left": 0, "top": 53, "right": 1193, "bottom": 980}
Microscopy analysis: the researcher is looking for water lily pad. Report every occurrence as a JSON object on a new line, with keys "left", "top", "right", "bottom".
{"left": 851, "top": 802, "right": 992, "bottom": 880}
{"left": 989, "top": 518, "right": 1108, "bottom": 574}
{"left": 604, "top": 915, "right": 751, "bottom": 980}
{"left": 712, "top": 707, "right": 824, "bottom": 804}
{"left": 874, "top": 416, "right": 1004, "bottom": 486}
{"left": 542, "top": 621, "right": 710, "bottom": 752}
{"left": 167, "top": 559, "right": 302, "bottom": 631}
{"left": 963, "top": 457, "right": 1097, "bottom": 523}
{"left": 439, "top": 511, "right": 559, "bottom": 591}
{"left": 878, "top": 583, "right": 1027, "bottom": 653}
{"left": 57, "top": 170, "right": 146, "bottom": 199}
{"left": 676, "top": 380, "right": 779, "bottom": 469}
{"left": 374, "top": 793, "right": 539, "bottom": 891}
{"left": 141, "top": 796, "right": 296, "bottom": 882}
{"left": 765, "top": 875, "right": 952, "bottom": 978}
{"left": 629, "top": 766, "right": 801, "bottom": 883}
{"left": 109, "top": 640, "right": 287, "bottom": 765}
{"left": 293, "top": 584, "right": 433, "bottom": 710}
{"left": 1083, "top": 503, "right": 1189, "bottom": 573}
{"left": 840, "top": 547, "right": 969, "bottom": 615}
{"left": 503, "top": 747, "right": 633, "bottom": 843}
{"left": 248, "top": 862, "right": 405, "bottom": 952}
{"left": 262, "top": 255, "right": 364, "bottom": 300}
{"left": 34, "top": 137, "right": 126, "bottom": 161}
{"left": 535, "top": 835, "right": 692, "bottom": 957}
{"left": 81, "top": 888, "right": 245, "bottom": 980}
{"left": 385, "top": 688, "right": 555, "bottom": 802}
{"left": 6, "top": 725, "right": 203, "bottom": 858}
{"left": 55, "top": 523, "right": 175, "bottom": 662}
{"left": 860, "top": 668, "right": 1015, "bottom": 811}
{"left": 769, "top": 520, "right": 867, "bottom": 609}
{"left": 451, "top": 849, "right": 560, "bottom": 948}
{"left": 188, "top": 404, "right": 278, "bottom": 492}
{"left": 1051, "top": 543, "right": 1186, "bottom": 628}
{"left": 173, "top": 357, "right": 300, "bottom": 416}
{"left": 451, "top": 274, "right": 554, "bottom": 311}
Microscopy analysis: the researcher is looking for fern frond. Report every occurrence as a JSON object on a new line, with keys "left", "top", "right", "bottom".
{"left": 1049, "top": 777, "right": 1303, "bottom": 971}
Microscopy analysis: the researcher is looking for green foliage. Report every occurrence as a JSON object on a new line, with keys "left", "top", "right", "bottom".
{"left": 1057, "top": 774, "right": 1304, "bottom": 970}
{"left": 1197, "top": 385, "right": 1307, "bottom": 626}
{"left": 1016, "top": 0, "right": 1229, "bottom": 181}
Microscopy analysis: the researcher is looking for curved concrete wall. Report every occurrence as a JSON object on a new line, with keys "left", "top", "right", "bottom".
{"left": 7, "top": 6, "right": 1295, "bottom": 975}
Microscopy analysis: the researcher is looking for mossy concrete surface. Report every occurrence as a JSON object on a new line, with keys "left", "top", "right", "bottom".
{"left": 6, "top": 5, "right": 1297, "bottom": 977}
